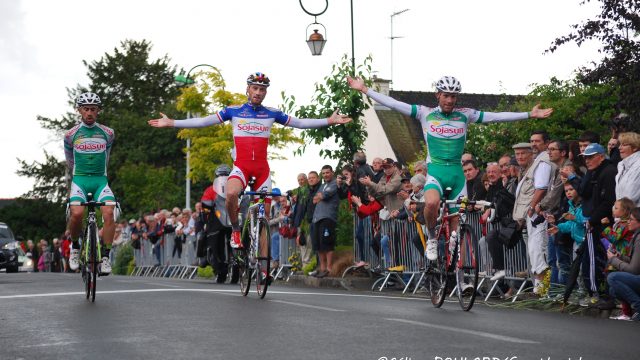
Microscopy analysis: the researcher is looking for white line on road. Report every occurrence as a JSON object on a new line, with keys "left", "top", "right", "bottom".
{"left": 269, "top": 299, "right": 345, "bottom": 312}
{"left": 386, "top": 318, "right": 540, "bottom": 344}
{"left": 0, "top": 288, "right": 427, "bottom": 301}
{"left": 144, "top": 282, "right": 182, "bottom": 288}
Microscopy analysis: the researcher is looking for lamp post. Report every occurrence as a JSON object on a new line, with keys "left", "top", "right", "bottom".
{"left": 390, "top": 9, "right": 409, "bottom": 89}
{"left": 174, "top": 64, "right": 222, "bottom": 210}
{"left": 300, "top": 0, "right": 328, "bottom": 56}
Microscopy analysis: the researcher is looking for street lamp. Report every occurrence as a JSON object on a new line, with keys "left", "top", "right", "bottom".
{"left": 300, "top": 0, "right": 328, "bottom": 56}
{"left": 390, "top": 9, "right": 409, "bottom": 89}
{"left": 174, "top": 64, "right": 222, "bottom": 210}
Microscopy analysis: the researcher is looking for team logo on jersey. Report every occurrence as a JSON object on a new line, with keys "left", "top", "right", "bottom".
{"left": 428, "top": 121, "right": 465, "bottom": 138}
{"left": 236, "top": 119, "right": 270, "bottom": 135}
{"left": 74, "top": 137, "right": 107, "bottom": 153}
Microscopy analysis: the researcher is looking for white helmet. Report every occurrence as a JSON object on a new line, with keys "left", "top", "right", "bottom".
{"left": 76, "top": 92, "right": 102, "bottom": 108}
{"left": 435, "top": 76, "right": 461, "bottom": 93}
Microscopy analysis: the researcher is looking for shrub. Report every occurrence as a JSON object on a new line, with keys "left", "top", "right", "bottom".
{"left": 113, "top": 243, "right": 134, "bottom": 275}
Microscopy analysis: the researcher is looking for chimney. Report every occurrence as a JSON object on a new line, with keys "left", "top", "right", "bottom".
{"left": 372, "top": 74, "right": 391, "bottom": 96}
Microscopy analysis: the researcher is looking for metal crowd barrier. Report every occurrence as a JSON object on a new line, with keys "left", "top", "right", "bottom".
{"left": 132, "top": 231, "right": 199, "bottom": 278}
{"left": 272, "top": 235, "right": 297, "bottom": 282}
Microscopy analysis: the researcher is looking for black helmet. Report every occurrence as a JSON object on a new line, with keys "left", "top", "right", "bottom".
{"left": 215, "top": 164, "right": 231, "bottom": 177}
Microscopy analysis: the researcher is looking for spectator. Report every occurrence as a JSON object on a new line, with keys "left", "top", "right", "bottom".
{"left": 566, "top": 143, "right": 617, "bottom": 305}
{"left": 539, "top": 139, "right": 572, "bottom": 285}
{"left": 601, "top": 198, "right": 635, "bottom": 259}
{"left": 412, "top": 160, "right": 427, "bottom": 177}
{"left": 305, "top": 171, "right": 322, "bottom": 276}
{"left": 462, "top": 159, "right": 486, "bottom": 200}
{"left": 26, "top": 239, "right": 39, "bottom": 272}
{"left": 50, "top": 238, "right": 62, "bottom": 272}
{"left": 505, "top": 156, "right": 519, "bottom": 195}
{"left": 483, "top": 162, "right": 516, "bottom": 281}
{"left": 268, "top": 188, "right": 283, "bottom": 269}
{"left": 312, "top": 165, "right": 340, "bottom": 278}
{"left": 461, "top": 153, "right": 475, "bottom": 164}
{"left": 407, "top": 174, "right": 427, "bottom": 256}
{"left": 38, "top": 240, "right": 51, "bottom": 272}
{"left": 351, "top": 194, "right": 384, "bottom": 267}
{"left": 512, "top": 139, "right": 554, "bottom": 295}
{"left": 568, "top": 140, "right": 587, "bottom": 174}
{"left": 61, "top": 230, "right": 72, "bottom": 272}
{"left": 615, "top": 132, "right": 640, "bottom": 206}
{"left": 338, "top": 164, "right": 368, "bottom": 266}
{"left": 360, "top": 158, "right": 403, "bottom": 213}
{"left": 579, "top": 131, "right": 600, "bottom": 154}
{"left": 291, "top": 173, "right": 313, "bottom": 268}
{"left": 352, "top": 151, "right": 375, "bottom": 201}
{"left": 605, "top": 207, "right": 640, "bottom": 321}
{"left": 143, "top": 214, "right": 163, "bottom": 266}
{"left": 547, "top": 182, "right": 585, "bottom": 283}
{"left": 371, "top": 157, "right": 384, "bottom": 183}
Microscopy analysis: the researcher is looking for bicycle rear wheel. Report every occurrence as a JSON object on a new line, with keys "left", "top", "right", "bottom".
{"left": 89, "top": 222, "right": 98, "bottom": 303}
{"left": 255, "top": 218, "right": 271, "bottom": 299}
{"left": 456, "top": 224, "right": 479, "bottom": 311}
{"left": 429, "top": 232, "right": 449, "bottom": 307}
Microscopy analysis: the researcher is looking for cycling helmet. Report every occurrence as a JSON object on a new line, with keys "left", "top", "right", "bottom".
{"left": 76, "top": 92, "right": 102, "bottom": 108}
{"left": 215, "top": 164, "right": 231, "bottom": 177}
{"left": 435, "top": 76, "right": 462, "bottom": 93}
{"left": 247, "top": 72, "right": 270, "bottom": 87}
{"left": 271, "top": 188, "right": 282, "bottom": 196}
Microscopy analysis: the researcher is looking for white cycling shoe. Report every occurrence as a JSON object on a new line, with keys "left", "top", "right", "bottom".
{"left": 425, "top": 239, "right": 438, "bottom": 261}
{"left": 100, "top": 257, "right": 112, "bottom": 275}
{"left": 69, "top": 249, "right": 80, "bottom": 271}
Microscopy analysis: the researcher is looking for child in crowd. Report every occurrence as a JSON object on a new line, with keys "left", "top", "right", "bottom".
{"left": 601, "top": 197, "right": 635, "bottom": 259}
{"left": 548, "top": 183, "right": 585, "bottom": 252}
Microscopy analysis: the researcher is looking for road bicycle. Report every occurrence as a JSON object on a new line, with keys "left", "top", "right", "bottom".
{"left": 68, "top": 193, "right": 117, "bottom": 302}
{"left": 425, "top": 189, "right": 494, "bottom": 311}
{"left": 232, "top": 189, "right": 279, "bottom": 299}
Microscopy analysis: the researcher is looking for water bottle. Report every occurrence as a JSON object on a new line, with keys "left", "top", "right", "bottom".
{"left": 449, "top": 231, "right": 458, "bottom": 253}
{"left": 324, "top": 228, "right": 329, "bottom": 238}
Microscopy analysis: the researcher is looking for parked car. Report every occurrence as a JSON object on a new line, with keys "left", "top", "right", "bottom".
{"left": 0, "top": 222, "right": 16, "bottom": 248}
{"left": 1, "top": 243, "right": 20, "bottom": 273}
{"left": 1, "top": 241, "right": 32, "bottom": 272}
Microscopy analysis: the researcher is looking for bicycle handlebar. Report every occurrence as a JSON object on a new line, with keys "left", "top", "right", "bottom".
{"left": 69, "top": 200, "right": 117, "bottom": 207}
{"left": 240, "top": 190, "right": 281, "bottom": 198}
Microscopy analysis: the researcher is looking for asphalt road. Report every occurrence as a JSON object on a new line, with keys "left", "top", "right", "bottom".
{"left": 0, "top": 272, "right": 636, "bottom": 360}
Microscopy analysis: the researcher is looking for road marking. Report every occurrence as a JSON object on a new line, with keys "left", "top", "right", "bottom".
{"left": 144, "top": 282, "right": 182, "bottom": 288}
{"left": 269, "top": 299, "right": 345, "bottom": 312}
{"left": 386, "top": 318, "right": 539, "bottom": 344}
{"left": 0, "top": 288, "right": 427, "bottom": 301}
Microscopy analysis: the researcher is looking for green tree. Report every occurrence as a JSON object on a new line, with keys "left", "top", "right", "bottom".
{"left": 282, "top": 54, "right": 373, "bottom": 168}
{"left": 547, "top": 0, "right": 640, "bottom": 126}
{"left": 465, "top": 77, "right": 616, "bottom": 164}
{"left": 0, "top": 199, "right": 66, "bottom": 240}
{"left": 16, "top": 151, "right": 67, "bottom": 203}
{"left": 175, "top": 70, "right": 303, "bottom": 183}
{"left": 19, "top": 39, "right": 186, "bottom": 215}
{"left": 117, "top": 162, "right": 182, "bottom": 216}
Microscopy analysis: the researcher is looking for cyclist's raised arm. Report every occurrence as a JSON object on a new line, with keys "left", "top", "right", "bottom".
{"left": 282, "top": 109, "right": 352, "bottom": 129}
{"left": 147, "top": 112, "right": 226, "bottom": 128}
{"left": 347, "top": 76, "right": 412, "bottom": 117}
{"left": 477, "top": 104, "right": 554, "bottom": 124}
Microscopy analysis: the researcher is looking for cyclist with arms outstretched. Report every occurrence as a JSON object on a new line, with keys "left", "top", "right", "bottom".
{"left": 65, "top": 92, "right": 117, "bottom": 275}
{"left": 347, "top": 76, "right": 553, "bottom": 261}
{"left": 149, "top": 72, "right": 351, "bottom": 251}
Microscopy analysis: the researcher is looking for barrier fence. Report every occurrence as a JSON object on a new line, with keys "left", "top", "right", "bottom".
{"left": 351, "top": 210, "right": 533, "bottom": 298}
{"left": 131, "top": 232, "right": 198, "bottom": 279}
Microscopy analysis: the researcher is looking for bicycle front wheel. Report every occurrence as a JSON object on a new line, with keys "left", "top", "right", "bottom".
{"left": 89, "top": 222, "right": 98, "bottom": 303}
{"left": 429, "top": 232, "right": 449, "bottom": 308}
{"left": 255, "top": 218, "right": 271, "bottom": 299}
{"left": 456, "top": 224, "right": 479, "bottom": 311}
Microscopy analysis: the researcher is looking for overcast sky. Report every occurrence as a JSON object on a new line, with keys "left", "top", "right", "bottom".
{"left": 0, "top": 0, "right": 603, "bottom": 199}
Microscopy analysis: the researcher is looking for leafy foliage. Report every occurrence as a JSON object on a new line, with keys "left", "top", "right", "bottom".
{"left": 116, "top": 162, "right": 182, "bottom": 217}
{"left": 113, "top": 243, "right": 134, "bottom": 275}
{"left": 0, "top": 198, "right": 66, "bottom": 240}
{"left": 16, "top": 151, "right": 68, "bottom": 203}
{"left": 175, "top": 70, "right": 302, "bottom": 183}
{"left": 19, "top": 39, "right": 186, "bottom": 216}
{"left": 547, "top": 0, "right": 640, "bottom": 126}
{"left": 465, "top": 77, "right": 615, "bottom": 164}
{"left": 282, "top": 55, "right": 373, "bottom": 168}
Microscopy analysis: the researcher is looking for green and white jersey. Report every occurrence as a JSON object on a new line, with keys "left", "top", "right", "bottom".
{"left": 64, "top": 122, "right": 115, "bottom": 176}
{"left": 367, "top": 89, "right": 529, "bottom": 165}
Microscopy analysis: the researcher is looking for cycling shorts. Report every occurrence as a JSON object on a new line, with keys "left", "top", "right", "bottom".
{"left": 229, "top": 160, "right": 273, "bottom": 202}
{"left": 69, "top": 175, "right": 116, "bottom": 203}
{"left": 423, "top": 163, "right": 467, "bottom": 208}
